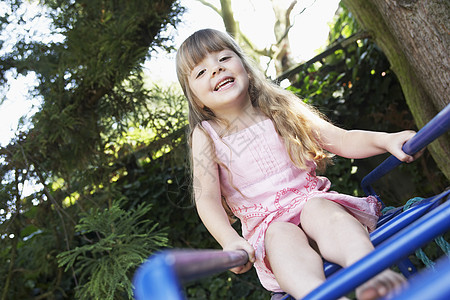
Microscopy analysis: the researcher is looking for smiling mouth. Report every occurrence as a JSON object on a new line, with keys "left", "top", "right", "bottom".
{"left": 214, "top": 78, "right": 235, "bottom": 91}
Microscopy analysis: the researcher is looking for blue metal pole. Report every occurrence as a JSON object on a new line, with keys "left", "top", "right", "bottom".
{"left": 133, "top": 251, "right": 184, "bottom": 300}
{"left": 133, "top": 249, "right": 248, "bottom": 300}
{"left": 324, "top": 190, "right": 449, "bottom": 278}
{"left": 170, "top": 249, "right": 248, "bottom": 282}
{"left": 303, "top": 199, "right": 450, "bottom": 300}
{"left": 361, "top": 103, "right": 450, "bottom": 197}
{"left": 382, "top": 257, "right": 450, "bottom": 300}
{"left": 369, "top": 196, "right": 440, "bottom": 246}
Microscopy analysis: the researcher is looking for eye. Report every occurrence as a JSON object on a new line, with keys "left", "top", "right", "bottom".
{"left": 196, "top": 69, "right": 205, "bottom": 78}
{"left": 219, "top": 56, "right": 230, "bottom": 62}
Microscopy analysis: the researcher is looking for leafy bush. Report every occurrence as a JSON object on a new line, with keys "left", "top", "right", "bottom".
{"left": 57, "top": 201, "right": 167, "bottom": 300}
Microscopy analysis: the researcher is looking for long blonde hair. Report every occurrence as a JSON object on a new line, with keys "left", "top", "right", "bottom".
{"left": 176, "top": 28, "right": 332, "bottom": 172}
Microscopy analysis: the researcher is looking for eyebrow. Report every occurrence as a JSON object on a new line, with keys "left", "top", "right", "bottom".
{"left": 190, "top": 50, "right": 234, "bottom": 75}
{"left": 190, "top": 66, "right": 203, "bottom": 79}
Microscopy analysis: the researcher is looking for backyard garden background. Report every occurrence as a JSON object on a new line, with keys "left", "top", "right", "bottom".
{"left": 0, "top": 0, "right": 448, "bottom": 299}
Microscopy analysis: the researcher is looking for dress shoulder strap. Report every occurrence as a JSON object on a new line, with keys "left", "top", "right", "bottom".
{"left": 201, "top": 120, "right": 220, "bottom": 141}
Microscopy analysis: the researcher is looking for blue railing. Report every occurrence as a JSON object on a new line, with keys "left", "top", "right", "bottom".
{"left": 303, "top": 197, "right": 450, "bottom": 299}
{"left": 133, "top": 249, "right": 248, "bottom": 300}
{"left": 361, "top": 104, "right": 450, "bottom": 202}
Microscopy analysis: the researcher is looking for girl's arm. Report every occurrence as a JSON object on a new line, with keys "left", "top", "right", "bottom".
{"left": 315, "top": 117, "right": 417, "bottom": 162}
{"left": 191, "top": 126, "right": 255, "bottom": 273}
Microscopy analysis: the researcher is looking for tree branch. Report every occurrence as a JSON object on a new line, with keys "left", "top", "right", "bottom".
{"left": 195, "top": 0, "right": 221, "bottom": 15}
{"left": 276, "top": 31, "right": 370, "bottom": 82}
{"left": 273, "top": 0, "right": 297, "bottom": 45}
{"left": 220, "top": 0, "right": 237, "bottom": 36}
{"left": 238, "top": 29, "right": 272, "bottom": 57}
{"left": 274, "top": 0, "right": 317, "bottom": 45}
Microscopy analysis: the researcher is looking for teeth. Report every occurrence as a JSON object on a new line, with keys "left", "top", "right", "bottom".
{"left": 215, "top": 78, "right": 234, "bottom": 91}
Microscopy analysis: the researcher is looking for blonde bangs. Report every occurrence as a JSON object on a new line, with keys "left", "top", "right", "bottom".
{"left": 176, "top": 29, "right": 241, "bottom": 80}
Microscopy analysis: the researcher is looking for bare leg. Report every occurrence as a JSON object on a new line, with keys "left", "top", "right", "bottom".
{"left": 264, "top": 222, "right": 326, "bottom": 299}
{"left": 300, "top": 198, "right": 405, "bottom": 299}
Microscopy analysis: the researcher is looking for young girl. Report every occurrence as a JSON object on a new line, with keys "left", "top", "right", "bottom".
{"left": 176, "top": 29, "right": 416, "bottom": 300}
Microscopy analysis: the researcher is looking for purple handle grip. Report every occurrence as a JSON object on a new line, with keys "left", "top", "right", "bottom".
{"left": 171, "top": 249, "right": 249, "bottom": 281}
{"left": 133, "top": 249, "right": 248, "bottom": 299}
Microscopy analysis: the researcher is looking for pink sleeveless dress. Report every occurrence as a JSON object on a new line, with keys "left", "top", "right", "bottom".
{"left": 201, "top": 119, "right": 381, "bottom": 292}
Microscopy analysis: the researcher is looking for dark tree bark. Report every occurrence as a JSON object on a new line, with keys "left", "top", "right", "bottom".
{"left": 342, "top": 0, "right": 450, "bottom": 180}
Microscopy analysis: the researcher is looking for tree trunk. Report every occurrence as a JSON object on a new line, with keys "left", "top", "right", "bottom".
{"left": 271, "top": 0, "right": 297, "bottom": 74}
{"left": 342, "top": 0, "right": 450, "bottom": 180}
{"left": 220, "top": 0, "right": 237, "bottom": 37}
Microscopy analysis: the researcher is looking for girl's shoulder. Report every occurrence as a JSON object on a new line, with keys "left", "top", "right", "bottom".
{"left": 192, "top": 124, "right": 210, "bottom": 143}
{"left": 194, "top": 121, "right": 220, "bottom": 140}
{"left": 191, "top": 124, "right": 214, "bottom": 155}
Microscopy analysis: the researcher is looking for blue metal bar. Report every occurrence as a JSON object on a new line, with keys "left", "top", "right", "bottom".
{"left": 303, "top": 199, "right": 450, "bottom": 300}
{"left": 323, "top": 190, "right": 449, "bottom": 278}
{"left": 361, "top": 103, "right": 450, "bottom": 197}
{"left": 376, "top": 206, "right": 403, "bottom": 227}
{"left": 369, "top": 191, "right": 447, "bottom": 246}
{"left": 396, "top": 258, "right": 418, "bottom": 278}
{"left": 133, "top": 249, "right": 248, "bottom": 300}
{"left": 381, "top": 257, "right": 450, "bottom": 300}
{"left": 133, "top": 251, "right": 183, "bottom": 300}
{"left": 171, "top": 249, "right": 248, "bottom": 282}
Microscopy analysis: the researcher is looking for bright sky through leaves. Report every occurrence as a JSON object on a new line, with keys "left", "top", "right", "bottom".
{"left": 145, "top": 0, "right": 340, "bottom": 82}
{"left": 0, "top": 0, "right": 340, "bottom": 146}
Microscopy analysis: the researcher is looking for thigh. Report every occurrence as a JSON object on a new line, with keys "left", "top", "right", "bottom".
{"left": 264, "top": 222, "right": 326, "bottom": 294}
{"left": 265, "top": 222, "right": 310, "bottom": 255}
{"left": 300, "top": 197, "right": 363, "bottom": 236}
{"left": 299, "top": 198, "right": 373, "bottom": 266}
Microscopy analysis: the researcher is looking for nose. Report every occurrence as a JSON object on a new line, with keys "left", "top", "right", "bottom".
{"left": 212, "top": 65, "right": 224, "bottom": 76}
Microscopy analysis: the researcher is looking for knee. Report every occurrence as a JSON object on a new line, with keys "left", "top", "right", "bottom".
{"left": 264, "top": 222, "right": 313, "bottom": 261}
{"left": 302, "top": 198, "right": 348, "bottom": 225}
{"left": 303, "top": 197, "right": 328, "bottom": 213}
{"left": 265, "top": 222, "right": 304, "bottom": 244}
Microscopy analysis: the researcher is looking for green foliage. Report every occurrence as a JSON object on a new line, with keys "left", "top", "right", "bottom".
{"left": 2, "top": 0, "right": 184, "bottom": 175}
{"left": 0, "top": 0, "right": 183, "bottom": 299}
{"left": 57, "top": 201, "right": 167, "bottom": 300}
{"left": 1, "top": 2, "right": 446, "bottom": 300}
{"left": 0, "top": 82, "right": 191, "bottom": 299}
{"left": 329, "top": 5, "right": 360, "bottom": 42}
{"left": 120, "top": 152, "right": 268, "bottom": 299}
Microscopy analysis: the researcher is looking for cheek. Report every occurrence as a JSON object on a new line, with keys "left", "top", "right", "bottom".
{"left": 187, "top": 84, "right": 205, "bottom": 108}
{"left": 188, "top": 77, "right": 204, "bottom": 92}
{"left": 187, "top": 81, "right": 200, "bottom": 98}
{"left": 191, "top": 88, "right": 203, "bottom": 106}
{"left": 190, "top": 79, "right": 211, "bottom": 103}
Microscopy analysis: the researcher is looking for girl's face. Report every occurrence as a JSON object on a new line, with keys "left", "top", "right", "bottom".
{"left": 188, "top": 49, "right": 250, "bottom": 116}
